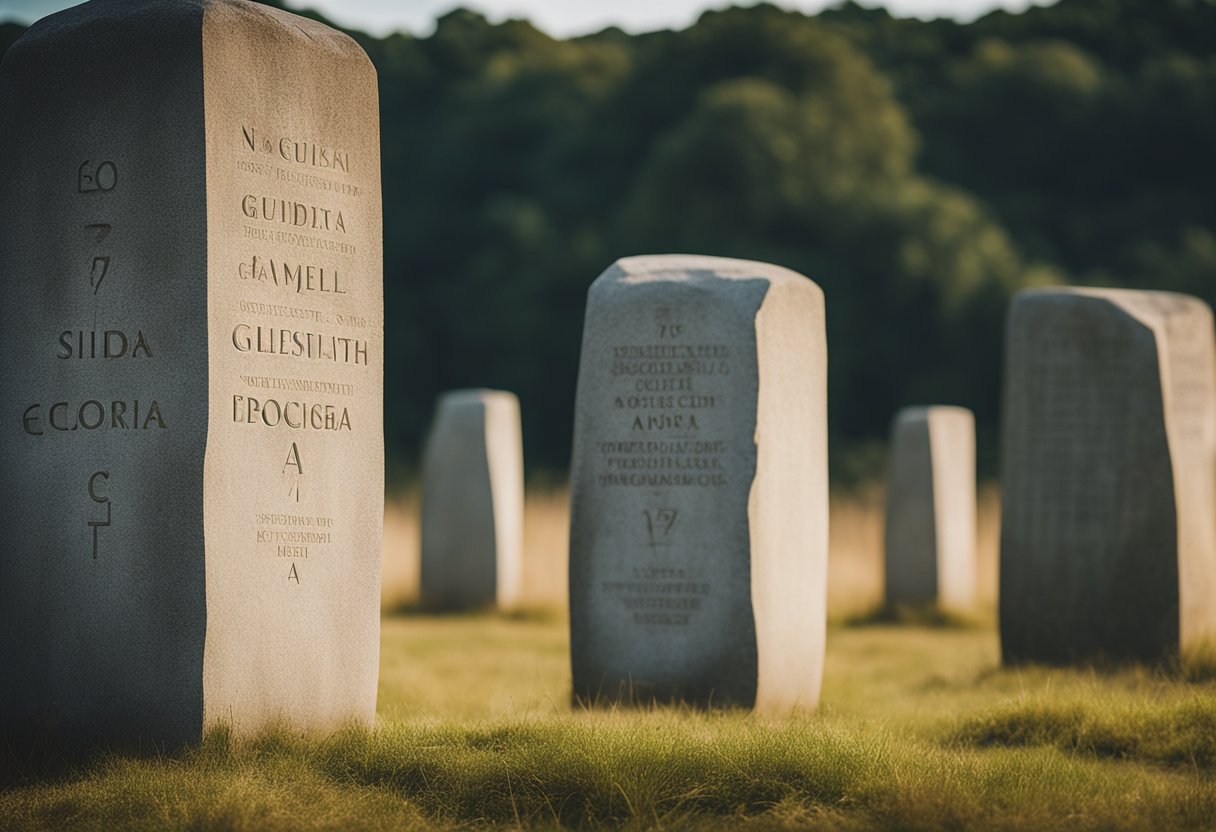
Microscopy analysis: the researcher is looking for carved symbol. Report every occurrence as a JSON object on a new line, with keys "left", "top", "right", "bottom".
{"left": 284, "top": 442, "right": 302, "bottom": 502}
{"left": 85, "top": 223, "right": 111, "bottom": 243}
{"left": 288, "top": 563, "right": 300, "bottom": 583}
{"left": 87, "top": 470, "right": 111, "bottom": 560}
{"left": 88, "top": 256, "right": 111, "bottom": 294}
{"left": 78, "top": 160, "right": 118, "bottom": 193}
{"left": 644, "top": 508, "right": 679, "bottom": 548}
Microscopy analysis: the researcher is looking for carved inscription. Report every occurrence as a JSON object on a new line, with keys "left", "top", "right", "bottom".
{"left": 602, "top": 567, "right": 710, "bottom": 627}
{"left": 596, "top": 309, "right": 730, "bottom": 488}
{"left": 598, "top": 306, "right": 728, "bottom": 628}
{"left": 23, "top": 159, "right": 171, "bottom": 558}
{"left": 233, "top": 123, "right": 373, "bottom": 585}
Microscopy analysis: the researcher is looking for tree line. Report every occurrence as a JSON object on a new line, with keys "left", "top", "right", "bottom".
{"left": 3, "top": 0, "right": 1213, "bottom": 484}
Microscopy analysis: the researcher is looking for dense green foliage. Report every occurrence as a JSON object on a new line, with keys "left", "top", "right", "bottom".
{"left": 3, "top": 0, "right": 1214, "bottom": 480}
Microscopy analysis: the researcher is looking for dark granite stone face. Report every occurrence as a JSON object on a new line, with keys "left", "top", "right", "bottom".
{"left": 999, "top": 288, "right": 1216, "bottom": 665}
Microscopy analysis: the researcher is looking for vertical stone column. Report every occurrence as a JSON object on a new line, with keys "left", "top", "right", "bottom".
{"left": 0, "top": 0, "right": 384, "bottom": 748}
{"left": 420, "top": 389, "right": 525, "bottom": 611}
{"left": 568, "top": 255, "right": 828, "bottom": 712}
{"left": 884, "top": 405, "right": 976, "bottom": 612}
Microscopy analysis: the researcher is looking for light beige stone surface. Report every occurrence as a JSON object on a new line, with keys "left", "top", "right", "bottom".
{"left": 0, "top": 0, "right": 383, "bottom": 748}
{"left": 420, "top": 389, "right": 524, "bottom": 610}
{"left": 1000, "top": 287, "right": 1216, "bottom": 664}
{"left": 883, "top": 406, "right": 976, "bottom": 612}
{"left": 568, "top": 255, "right": 828, "bottom": 712}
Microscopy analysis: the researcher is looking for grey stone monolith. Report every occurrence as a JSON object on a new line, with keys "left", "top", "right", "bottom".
{"left": 420, "top": 389, "right": 524, "bottom": 610}
{"left": 884, "top": 406, "right": 976, "bottom": 612}
{"left": 1000, "top": 287, "right": 1216, "bottom": 664}
{"left": 0, "top": 0, "right": 384, "bottom": 749}
{"left": 568, "top": 255, "right": 828, "bottom": 712}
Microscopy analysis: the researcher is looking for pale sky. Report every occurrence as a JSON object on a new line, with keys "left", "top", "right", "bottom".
{"left": 0, "top": 0, "right": 1058, "bottom": 37}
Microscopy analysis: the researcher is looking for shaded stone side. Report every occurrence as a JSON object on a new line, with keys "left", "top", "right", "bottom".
{"left": 0, "top": 0, "right": 210, "bottom": 750}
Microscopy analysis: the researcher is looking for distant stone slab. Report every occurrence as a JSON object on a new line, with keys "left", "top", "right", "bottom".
{"left": 568, "top": 255, "right": 828, "bottom": 712}
{"left": 420, "top": 389, "right": 524, "bottom": 611}
{"left": 0, "top": 0, "right": 383, "bottom": 748}
{"left": 884, "top": 406, "right": 976, "bottom": 612}
{"left": 1000, "top": 287, "right": 1216, "bottom": 664}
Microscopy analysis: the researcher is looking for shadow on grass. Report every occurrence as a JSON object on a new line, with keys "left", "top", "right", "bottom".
{"left": 382, "top": 600, "right": 564, "bottom": 624}
{"left": 841, "top": 603, "right": 983, "bottom": 630}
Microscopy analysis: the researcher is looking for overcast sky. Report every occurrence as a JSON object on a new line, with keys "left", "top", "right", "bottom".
{"left": 0, "top": 0, "right": 1058, "bottom": 38}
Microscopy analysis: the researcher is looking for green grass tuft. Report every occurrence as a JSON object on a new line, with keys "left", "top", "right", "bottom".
{"left": 952, "top": 695, "right": 1216, "bottom": 768}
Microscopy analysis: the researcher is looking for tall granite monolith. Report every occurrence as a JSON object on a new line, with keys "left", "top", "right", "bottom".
{"left": 1000, "top": 287, "right": 1216, "bottom": 664}
{"left": 568, "top": 255, "right": 828, "bottom": 712}
{"left": 884, "top": 406, "right": 976, "bottom": 612}
{"left": 0, "top": 0, "right": 384, "bottom": 748}
{"left": 420, "top": 389, "right": 524, "bottom": 610}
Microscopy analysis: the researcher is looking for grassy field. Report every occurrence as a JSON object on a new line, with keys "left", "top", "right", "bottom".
{"left": 4, "top": 616, "right": 1216, "bottom": 830}
{"left": 4, "top": 490, "right": 1214, "bottom": 830}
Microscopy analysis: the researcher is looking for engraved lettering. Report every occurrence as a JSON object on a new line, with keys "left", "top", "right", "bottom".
{"left": 87, "top": 470, "right": 111, "bottom": 560}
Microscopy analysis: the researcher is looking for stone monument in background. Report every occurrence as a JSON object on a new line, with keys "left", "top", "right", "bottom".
{"left": 568, "top": 255, "right": 828, "bottom": 712}
{"left": 0, "top": 0, "right": 383, "bottom": 748}
{"left": 884, "top": 406, "right": 976, "bottom": 613}
{"left": 420, "top": 389, "right": 524, "bottom": 611}
{"left": 1000, "top": 287, "right": 1216, "bottom": 664}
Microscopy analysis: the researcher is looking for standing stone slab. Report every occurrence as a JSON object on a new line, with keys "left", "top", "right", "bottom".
{"left": 0, "top": 0, "right": 383, "bottom": 748}
{"left": 568, "top": 255, "right": 828, "bottom": 712}
{"left": 884, "top": 406, "right": 976, "bottom": 612}
{"left": 420, "top": 389, "right": 524, "bottom": 610}
{"left": 1000, "top": 287, "right": 1216, "bottom": 664}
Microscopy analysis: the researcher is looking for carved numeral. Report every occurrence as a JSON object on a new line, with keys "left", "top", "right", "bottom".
{"left": 88, "top": 256, "right": 111, "bottom": 295}
{"left": 78, "top": 160, "right": 118, "bottom": 193}
{"left": 644, "top": 508, "right": 679, "bottom": 548}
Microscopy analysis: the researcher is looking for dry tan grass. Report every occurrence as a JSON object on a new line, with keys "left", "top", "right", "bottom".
{"left": 381, "top": 484, "right": 571, "bottom": 611}
{"left": 382, "top": 483, "right": 1000, "bottom": 619}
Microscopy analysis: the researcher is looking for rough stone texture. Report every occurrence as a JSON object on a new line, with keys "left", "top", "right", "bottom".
{"left": 0, "top": 0, "right": 383, "bottom": 749}
{"left": 1000, "top": 287, "right": 1216, "bottom": 664}
{"left": 568, "top": 255, "right": 828, "bottom": 712}
{"left": 420, "top": 389, "right": 524, "bottom": 611}
{"left": 883, "top": 406, "right": 976, "bottom": 612}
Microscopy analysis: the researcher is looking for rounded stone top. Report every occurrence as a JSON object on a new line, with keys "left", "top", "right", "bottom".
{"left": 206, "top": 0, "right": 373, "bottom": 66}
{"left": 893, "top": 405, "right": 974, "bottom": 426}
{"left": 599, "top": 254, "right": 821, "bottom": 294}
{"left": 436, "top": 389, "right": 519, "bottom": 410}
{"left": 1013, "top": 285, "right": 1212, "bottom": 328}
{"left": 10, "top": 0, "right": 372, "bottom": 74}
